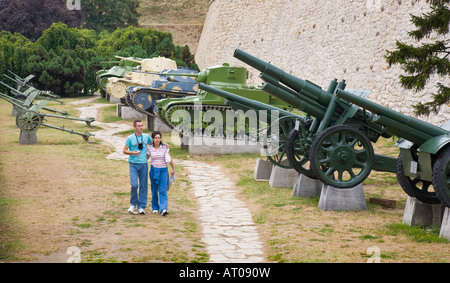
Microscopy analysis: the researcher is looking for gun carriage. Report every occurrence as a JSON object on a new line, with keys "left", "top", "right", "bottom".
{"left": 198, "top": 49, "right": 450, "bottom": 208}
{"left": 0, "top": 91, "right": 95, "bottom": 141}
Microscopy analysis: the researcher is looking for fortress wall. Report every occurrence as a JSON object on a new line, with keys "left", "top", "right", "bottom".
{"left": 195, "top": 0, "right": 450, "bottom": 125}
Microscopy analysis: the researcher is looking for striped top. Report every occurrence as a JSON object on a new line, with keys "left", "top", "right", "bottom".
{"left": 147, "top": 144, "right": 169, "bottom": 168}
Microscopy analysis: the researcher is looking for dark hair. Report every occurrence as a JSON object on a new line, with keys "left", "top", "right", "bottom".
{"left": 151, "top": 131, "right": 162, "bottom": 146}
{"left": 133, "top": 119, "right": 142, "bottom": 126}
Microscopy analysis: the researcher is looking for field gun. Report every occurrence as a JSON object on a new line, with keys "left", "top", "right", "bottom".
{"left": 0, "top": 92, "right": 95, "bottom": 141}
{"left": 203, "top": 49, "right": 450, "bottom": 207}
{"left": 199, "top": 83, "right": 305, "bottom": 168}
{"left": 3, "top": 71, "right": 64, "bottom": 104}
{"left": 0, "top": 79, "right": 68, "bottom": 116}
{"left": 336, "top": 89, "right": 450, "bottom": 207}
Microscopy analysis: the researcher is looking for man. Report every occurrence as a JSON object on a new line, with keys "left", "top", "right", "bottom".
{"left": 123, "top": 120, "right": 152, "bottom": 214}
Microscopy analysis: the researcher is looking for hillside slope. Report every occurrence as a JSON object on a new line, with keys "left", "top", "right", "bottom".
{"left": 137, "top": 0, "right": 210, "bottom": 25}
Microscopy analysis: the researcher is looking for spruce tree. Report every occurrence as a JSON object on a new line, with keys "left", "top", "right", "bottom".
{"left": 385, "top": 0, "right": 449, "bottom": 116}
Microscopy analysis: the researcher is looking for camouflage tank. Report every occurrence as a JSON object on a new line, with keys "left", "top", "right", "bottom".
{"left": 156, "top": 63, "right": 292, "bottom": 137}
{"left": 95, "top": 57, "right": 141, "bottom": 97}
{"left": 106, "top": 56, "right": 177, "bottom": 99}
{"left": 125, "top": 68, "right": 199, "bottom": 116}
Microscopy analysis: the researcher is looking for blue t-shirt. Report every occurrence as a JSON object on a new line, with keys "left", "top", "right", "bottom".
{"left": 125, "top": 133, "right": 152, "bottom": 164}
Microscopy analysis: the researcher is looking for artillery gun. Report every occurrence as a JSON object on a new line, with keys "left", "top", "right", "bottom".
{"left": 105, "top": 56, "right": 177, "bottom": 99}
{"left": 156, "top": 63, "right": 292, "bottom": 138}
{"left": 199, "top": 49, "right": 450, "bottom": 208}
{"left": 95, "top": 57, "right": 142, "bottom": 97}
{"left": 125, "top": 68, "right": 199, "bottom": 116}
{"left": 0, "top": 77, "right": 68, "bottom": 116}
{"left": 2, "top": 71, "right": 64, "bottom": 105}
{"left": 0, "top": 92, "right": 95, "bottom": 141}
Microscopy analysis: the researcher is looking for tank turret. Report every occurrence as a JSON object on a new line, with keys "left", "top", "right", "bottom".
{"left": 106, "top": 56, "right": 177, "bottom": 99}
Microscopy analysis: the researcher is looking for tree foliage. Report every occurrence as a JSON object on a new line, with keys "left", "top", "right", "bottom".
{"left": 385, "top": 0, "right": 450, "bottom": 116}
{"left": 0, "top": 0, "right": 82, "bottom": 41}
{"left": 0, "top": 0, "right": 140, "bottom": 41}
{"left": 0, "top": 23, "right": 199, "bottom": 97}
{"left": 81, "top": 0, "right": 140, "bottom": 32}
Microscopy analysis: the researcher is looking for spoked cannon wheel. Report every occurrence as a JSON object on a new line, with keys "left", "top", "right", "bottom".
{"left": 285, "top": 118, "right": 317, "bottom": 178}
{"left": 263, "top": 116, "right": 299, "bottom": 169}
{"left": 432, "top": 146, "right": 450, "bottom": 207}
{"left": 397, "top": 149, "right": 441, "bottom": 204}
{"left": 16, "top": 110, "right": 42, "bottom": 132}
{"left": 310, "top": 125, "right": 374, "bottom": 188}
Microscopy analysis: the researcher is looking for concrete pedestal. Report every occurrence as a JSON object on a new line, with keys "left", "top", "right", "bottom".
{"left": 318, "top": 183, "right": 367, "bottom": 211}
{"left": 19, "top": 130, "right": 38, "bottom": 145}
{"left": 253, "top": 158, "right": 273, "bottom": 181}
{"left": 119, "top": 105, "right": 147, "bottom": 120}
{"left": 292, "top": 174, "right": 322, "bottom": 197}
{"left": 109, "top": 95, "right": 121, "bottom": 104}
{"left": 439, "top": 207, "right": 450, "bottom": 240}
{"left": 402, "top": 196, "right": 445, "bottom": 227}
{"left": 147, "top": 115, "right": 172, "bottom": 133}
{"left": 181, "top": 135, "right": 262, "bottom": 155}
{"left": 269, "top": 160, "right": 297, "bottom": 188}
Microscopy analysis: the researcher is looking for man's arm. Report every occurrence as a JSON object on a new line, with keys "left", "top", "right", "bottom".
{"left": 123, "top": 145, "right": 139, "bottom": 156}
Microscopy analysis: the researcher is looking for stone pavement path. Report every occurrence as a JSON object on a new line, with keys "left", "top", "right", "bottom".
{"left": 71, "top": 97, "right": 265, "bottom": 262}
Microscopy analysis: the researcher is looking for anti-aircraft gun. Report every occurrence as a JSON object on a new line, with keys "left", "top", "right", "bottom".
{"left": 199, "top": 49, "right": 450, "bottom": 208}
{"left": 0, "top": 92, "right": 95, "bottom": 141}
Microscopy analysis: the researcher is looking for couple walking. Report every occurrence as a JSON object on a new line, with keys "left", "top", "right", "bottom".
{"left": 123, "top": 120, "right": 175, "bottom": 216}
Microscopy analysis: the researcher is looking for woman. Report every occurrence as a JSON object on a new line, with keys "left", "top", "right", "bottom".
{"left": 147, "top": 131, "right": 175, "bottom": 216}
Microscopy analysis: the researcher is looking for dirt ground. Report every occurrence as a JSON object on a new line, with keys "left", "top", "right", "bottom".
{"left": 0, "top": 97, "right": 449, "bottom": 263}
{"left": 0, "top": 98, "right": 208, "bottom": 263}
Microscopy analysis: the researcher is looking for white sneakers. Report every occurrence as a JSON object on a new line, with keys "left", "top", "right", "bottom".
{"left": 128, "top": 205, "right": 137, "bottom": 214}
{"left": 129, "top": 206, "right": 167, "bottom": 216}
{"left": 128, "top": 206, "right": 145, "bottom": 215}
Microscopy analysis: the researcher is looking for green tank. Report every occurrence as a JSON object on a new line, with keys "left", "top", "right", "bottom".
{"left": 95, "top": 57, "right": 142, "bottom": 97}
{"left": 156, "top": 63, "right": 292, "bottom": 137}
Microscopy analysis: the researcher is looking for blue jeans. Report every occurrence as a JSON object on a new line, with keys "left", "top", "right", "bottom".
{"left": 129, "top": 162, "right": 149, "bottom": 210}
{"left": 150, "top": 166, "right": 168, "bottom": 212}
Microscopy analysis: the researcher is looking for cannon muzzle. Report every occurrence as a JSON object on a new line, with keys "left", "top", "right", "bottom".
{"left": 198, "top": 83, "right": 298, "bottom": 118}
{"left": 336, "top": 89, "right": 448, "bottom": 145}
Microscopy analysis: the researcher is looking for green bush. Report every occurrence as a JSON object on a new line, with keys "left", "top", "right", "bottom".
{"left": 0, "top": 23, "right": 199, "bottom": 97}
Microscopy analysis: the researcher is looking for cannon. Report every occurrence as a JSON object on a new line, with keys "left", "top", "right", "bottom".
{"left": 0, "top": 92, "right": 95, "bottom": 141}
{"left": 199, "top": 49, "right": 450, "bottom": 208}
{"left": 2, "top": 71, "right": 65, "bottom": 105}
{"left": 0, "top": 77, "right": 68, "bottom": 116}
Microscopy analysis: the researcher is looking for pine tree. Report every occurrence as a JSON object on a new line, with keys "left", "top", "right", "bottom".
{"left": 385, "top": 0, "right": 449, "bottom": 116}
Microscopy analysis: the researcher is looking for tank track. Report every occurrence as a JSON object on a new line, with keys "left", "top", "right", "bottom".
{"left": 126, "top": 88, "right": 195, "bottom": 117}
{"left": 162, "top": 104, "right": 234, "bottom": 136}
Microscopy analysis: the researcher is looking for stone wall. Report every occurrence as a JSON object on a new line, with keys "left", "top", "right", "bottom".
{"left": 141, "top": 24, "right": 204, "bottom": 53}
{"left": 195, "top": 0, "right": 450, "bottom": 125}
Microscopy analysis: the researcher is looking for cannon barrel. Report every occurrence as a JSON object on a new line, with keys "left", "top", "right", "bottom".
{"left": 198, "top": 83, "right": 299, "bottom": 118}
{"left": 336, "top": 89, "right": 448, "bottom": 145}
{"left": 114, "top": 56, "right": 142, "bottom": 63}
{"left": 234, "top": 49, "right": 334, "bottom": 106}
